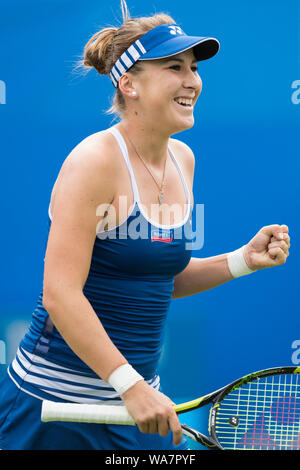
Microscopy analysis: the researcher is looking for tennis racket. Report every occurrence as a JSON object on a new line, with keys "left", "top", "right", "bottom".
{"left": 41, "top": 366, "right": 300, "bottom": 450}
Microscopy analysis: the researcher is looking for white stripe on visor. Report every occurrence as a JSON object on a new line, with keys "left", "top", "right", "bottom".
{"left": 127, "top": 44, "right": 141, "bottom": 61}
{"left": 109, "top": 71, "right": 118, "bottom": 88}
{"left": 115, "top": 60, "right": 126, "bottom": 75}
{"left": 111, "top": 67, "right": 121, "bottom": 82}
{"left": 109, "top": 38, "right": 147, "bottom": 88}
{"left": 121, "top": 51, "right": 134, "bottom": 69}
{"left": 136, "top": 39, "right": 146, "bottom": 54}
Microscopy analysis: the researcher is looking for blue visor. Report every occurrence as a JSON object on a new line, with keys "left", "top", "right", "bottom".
{"left": 109, "top": 23, "right": 220, "bottom": 87}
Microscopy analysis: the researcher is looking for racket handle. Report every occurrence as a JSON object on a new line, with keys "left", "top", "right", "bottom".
{"left": 41, "top": 400, "right": 135, "bottom": 425}
{"left": 41, "top": 400, "right": 202, "bottom": 445}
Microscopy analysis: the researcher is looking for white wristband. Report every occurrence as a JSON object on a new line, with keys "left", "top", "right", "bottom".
{"left": 227, "top": 245, "right": 255, "bottom": 278}
{"left": 108, "top": 364, "right": 144, "bottom": 396}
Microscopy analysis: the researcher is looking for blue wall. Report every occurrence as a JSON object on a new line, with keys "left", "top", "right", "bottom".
{"left": 0, "top": 0, "right": 299, "bottom": 445}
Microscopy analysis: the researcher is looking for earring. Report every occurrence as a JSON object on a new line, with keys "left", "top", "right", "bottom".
{"left": 132, "top": 91, "right": 137, "bottom": 97}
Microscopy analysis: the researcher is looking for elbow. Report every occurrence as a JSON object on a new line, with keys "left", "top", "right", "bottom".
{"left": 42, "top": 283, "right": 84, "bottom": 313}
{"left": 42, "top": 288, "right": 58, "bottom": 313}
{"left": 42, "top": 283, "right": 63, "bottom": 313}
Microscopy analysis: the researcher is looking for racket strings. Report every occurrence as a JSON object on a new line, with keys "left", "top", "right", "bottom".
{"left": 214, "top": 373, "right": 300, "bottom": 450}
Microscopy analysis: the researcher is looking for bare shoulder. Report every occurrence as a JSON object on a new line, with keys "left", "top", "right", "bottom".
{"left": 63, "top": 129, "right": 121, "bottom": 179}
{"left": 169, "top": 138, "right": 195, "bottom": 179}
{"left": 50, "top": 129, "right": 122, "bottom": 210}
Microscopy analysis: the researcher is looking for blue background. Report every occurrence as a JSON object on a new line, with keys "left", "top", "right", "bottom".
{"left": 0, "top": 0, "right": 299, "bottom": 448}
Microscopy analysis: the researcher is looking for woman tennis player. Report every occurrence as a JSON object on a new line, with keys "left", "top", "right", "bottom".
{"left": 0, "top": 0, "right": 290, "bottom": 450}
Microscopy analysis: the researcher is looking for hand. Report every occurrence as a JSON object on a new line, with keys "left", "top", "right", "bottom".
{"left": 243, "top": 224, "right": 290, "bottom": 271}
{"left": 121, "top": 380, "right": 182, "bottom": 446}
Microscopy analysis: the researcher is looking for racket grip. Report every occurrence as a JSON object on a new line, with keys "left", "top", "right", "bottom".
{"left": 41, "top": 400, "right": 136, "bottom": 425}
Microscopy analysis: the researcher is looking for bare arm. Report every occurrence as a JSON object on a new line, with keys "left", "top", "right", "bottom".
{"left": 172, "top": 254, "right": 234, "bottom": 299}
{"left": 43, "top": 138, "right": 129, "bottom": 381}
{"left": 173, "top": 225, "right": 291, "bottom": 299}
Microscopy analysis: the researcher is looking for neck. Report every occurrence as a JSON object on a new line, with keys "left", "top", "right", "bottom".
{"left": 117, "top": 119, "right": 170, "bottom": 166}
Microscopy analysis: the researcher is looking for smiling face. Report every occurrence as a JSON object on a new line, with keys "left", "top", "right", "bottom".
{"left": 123, "top": 49, "right": 203, "bottom": 135}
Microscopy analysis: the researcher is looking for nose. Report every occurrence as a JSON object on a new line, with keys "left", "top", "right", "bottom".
{"left": 183, "top": 69, "right": 202, "bottom": 93}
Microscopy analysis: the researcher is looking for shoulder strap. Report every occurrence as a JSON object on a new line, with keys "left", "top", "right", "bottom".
{"left": 108, "top": 126, "right": 140, "bottom": 204}
{"left": 167, "top": 145, "right": 191, "bottom": 206}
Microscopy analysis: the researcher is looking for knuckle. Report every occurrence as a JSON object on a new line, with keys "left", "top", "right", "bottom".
{"left": 158, "top": 408, "right": 169, "bottom": 419}
{"left": 137, "top": 422, "right": 148, "bottom": 433}
{"left": 137, "top": 415, "right": 150, "bottom": 426}
{"left": 155, "top": 411, "right": 165, "bottom": 421}
{"left": 171, "top": 419, "right": 181, "bottom": 433}
{"left": 136, "top": 418, "right": 144, "bottom": 427}
{"left": 156, "top": 406, "right": 169, "bottom": 419}
{"left": 173, "top": 428, "right": 182, "bottom": 436}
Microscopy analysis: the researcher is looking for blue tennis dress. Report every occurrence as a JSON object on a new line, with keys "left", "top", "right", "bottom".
{"left": 0, "top": 126, "right": 194, "bottom": 450}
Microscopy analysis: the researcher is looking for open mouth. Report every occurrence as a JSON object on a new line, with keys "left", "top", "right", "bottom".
{"left": 173, "top": 98, "right": 194, "bottom": 109}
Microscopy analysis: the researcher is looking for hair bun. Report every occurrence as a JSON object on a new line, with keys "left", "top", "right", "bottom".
{"left": 83, "top": 27, "right": 118, "bottom": 75}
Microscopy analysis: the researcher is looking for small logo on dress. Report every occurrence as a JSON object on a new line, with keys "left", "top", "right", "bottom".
{"left": 151, "top": 229, "right": 173, "bottom": 243}
{"left": 169, "top": 26, "right": 184, "bottom": 36}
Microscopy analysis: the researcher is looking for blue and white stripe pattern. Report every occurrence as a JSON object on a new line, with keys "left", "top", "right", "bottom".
{"left": 110, "top": 39, "right": 146, "bottom": 87}
{"left": 8, "top": 346, "right": 160, "bottom": 404}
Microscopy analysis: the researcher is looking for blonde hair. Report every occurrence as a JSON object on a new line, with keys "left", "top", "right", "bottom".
{"left": 79, "top": 0, "right": 175, "bottom": 119}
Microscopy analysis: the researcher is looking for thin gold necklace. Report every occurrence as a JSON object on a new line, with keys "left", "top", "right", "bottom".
{"left": 120, "top": 125, "right": 168, "bottom": 205}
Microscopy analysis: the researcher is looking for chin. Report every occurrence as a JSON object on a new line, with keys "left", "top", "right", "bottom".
{"left": 174, "top": 118, "right": 195, "bottom": 133}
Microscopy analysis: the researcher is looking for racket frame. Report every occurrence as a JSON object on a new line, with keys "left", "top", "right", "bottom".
{"left": 175, "top": 366, "right": 300, "bottom": 449}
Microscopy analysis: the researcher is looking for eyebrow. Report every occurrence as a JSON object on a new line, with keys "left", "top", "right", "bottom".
{"left": 162, "top": 57, "right": 198, "bottom": 64}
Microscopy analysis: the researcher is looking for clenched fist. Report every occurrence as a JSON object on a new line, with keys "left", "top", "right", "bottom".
{"left": 243, "top": 224, "right": 290, "bottom": 271}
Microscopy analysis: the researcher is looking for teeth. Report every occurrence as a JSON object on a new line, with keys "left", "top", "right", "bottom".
{"left": 175, "top": 98, "right": 193, "bottom": 106}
